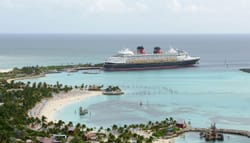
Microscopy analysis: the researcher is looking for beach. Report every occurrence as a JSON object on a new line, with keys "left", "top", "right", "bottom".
{"left": 0, "top": 68, "right": 12, "bottom": 73}
{"left": 6, "top": 73, "right": 46, "bottom": 83}
{"left": 28, "top": 89, "right": 102, "bottom": 122}
{"left": 154, "top": 139, "right": 175, "bottom": 143}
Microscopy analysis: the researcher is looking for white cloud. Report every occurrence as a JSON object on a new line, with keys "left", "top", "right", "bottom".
{"left": 86, "top": 0, "right": 148, "bottom": 14}
{"left": 165, "top": 0, "right": 250, "bottom": 15}
{"left": 87, "top": 0, "right": 128, "bottom": 13}
{"left": 0, "top": 0, "right": 24, "bottom": 9}
{"left": 166, "top": 0, "right": 203, "bottom": 13}
{"left": 171, "top": 0, "right": 182, "bottom": 12}
{"left": 1, "top": 0, "right": 250, "bottom": 33}
{"left": 135, "top": 2, "right": 148, "bottom": 12}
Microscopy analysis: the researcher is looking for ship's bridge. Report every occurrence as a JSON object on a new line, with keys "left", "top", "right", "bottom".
{"left": 105, "top": 49, "right": 133, "bottom": 64}
{"left": 117, "top": 48, "right": 134, "bottom": 56}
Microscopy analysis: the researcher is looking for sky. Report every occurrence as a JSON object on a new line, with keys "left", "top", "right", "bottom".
{"left": 1, "top": 0, "right": 250, "bottom": 34}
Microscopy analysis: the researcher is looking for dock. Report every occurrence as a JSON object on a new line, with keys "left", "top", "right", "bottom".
{"left": 240, "top": 68, "right": 250, "bottom": 73}
{"left": 74, "top": 67, "right": 102, "bottom": 70}
{"left": 63, "top": 67, "right": 102, "bottom": 73}
{"left": 174, "top": 127, "right": 250, "bottom": 138}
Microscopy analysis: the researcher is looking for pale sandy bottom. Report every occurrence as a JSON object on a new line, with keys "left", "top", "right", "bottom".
{"left": 154, "top": 138, "right": 175, "bottom": 143}
{"left": 29, "top": 89, "right": 102, "bottom": 122}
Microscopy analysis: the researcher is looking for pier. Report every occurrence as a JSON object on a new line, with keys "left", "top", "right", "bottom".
{"left": 165, "top": 127, "right": 250, "bottom": 139}
{"left": 63, "top": 66, "right": 102, "bottom": 73}
{"left": 240, "top": 68, "right": 250, "bottom": 73}
{"left": 74, "top": 67, "right": 101, "bottom": 70}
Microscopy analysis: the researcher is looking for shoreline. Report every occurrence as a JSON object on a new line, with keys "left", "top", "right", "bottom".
{"left": 0, "top": 68, "right": 12, "bottom": 73}
{"left": 4, "top": 66, "right": 249, "bottom": 142}
{"left": 6, "top": 73, "right": 46, "bottom": 83}
{"left": 28, "top": 89, "right": 102, "bottom": 122}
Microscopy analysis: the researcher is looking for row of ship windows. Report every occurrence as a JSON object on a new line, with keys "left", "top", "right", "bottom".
{"left": 108, "top": 55, "right": 182, "bottom": 63}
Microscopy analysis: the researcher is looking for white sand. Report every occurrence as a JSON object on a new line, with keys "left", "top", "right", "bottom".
{"left": 28, "top": 89, "right": 102, "bottom": 122}
{"left": 6, "top": 73, "right": 45, "bottom": 83}
{"left": 0, "top": 68, "right": 12, "bottom": 73}
{"left": 131, "top": 129, "right": 176, "bottom": 143}
{"left": 154, "top": 138, "right": 175, "bottom": 143}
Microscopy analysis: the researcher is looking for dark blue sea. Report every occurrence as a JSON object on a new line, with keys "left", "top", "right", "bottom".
{"left": 1, "top": 34, "right": 250, "bottom": 70}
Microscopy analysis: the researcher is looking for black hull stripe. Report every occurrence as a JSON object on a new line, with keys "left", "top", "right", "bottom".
{"left": 103, "top": 59, "right": 199, "bottom": 71}
{"left": 103, "top": 65, "right": 196, "bottom": 71}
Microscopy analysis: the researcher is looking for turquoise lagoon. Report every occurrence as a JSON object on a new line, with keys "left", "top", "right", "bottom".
{"left": 21, "top": 66, "right": 250, "bottom": 142}
{"left": 23, "top": 66, "right": 250, "bottom": 131}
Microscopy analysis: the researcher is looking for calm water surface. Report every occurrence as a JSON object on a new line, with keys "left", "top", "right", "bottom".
{"left": 3, "top": 34, "right": 250, "bottom": 142}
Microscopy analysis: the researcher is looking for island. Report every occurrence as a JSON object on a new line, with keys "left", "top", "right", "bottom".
{"left": 102, "top": 85, "right": 124, "bottom": 95}
{"left": 0, "top": 63, "right": 103, "bottom": 82}
{"left": 0, "top": 65, "right": 250, "bottom": 143}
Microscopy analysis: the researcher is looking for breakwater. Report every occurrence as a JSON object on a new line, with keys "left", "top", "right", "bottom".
{"left": 164, "top": 127, "right": 250, "bottom": 139}
{"left": 240, "top": 68, "right": 250, "bottom": 73}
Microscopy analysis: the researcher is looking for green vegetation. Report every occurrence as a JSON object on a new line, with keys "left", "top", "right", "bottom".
{"left": 0, "top": 79, "right": 181, "bottom": 142}
{"left": 87, "top": 85, "right": 103, "bottom": 91}
{"left": 0, "top": 65, "right": 184, "bottom": 143}
{"left": 104, "top": 85, "right": 121, "bottom": 92}
{"left": 103, "top": 85, "right": 124, "bottom": 95}
{"left": 0, "top": 80, "right": 62, "bottom": 142}
{"left": 0, "top": 63, "right": 103, "bottom": 80}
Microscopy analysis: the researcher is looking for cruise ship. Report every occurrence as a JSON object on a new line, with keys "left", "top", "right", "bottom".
{"left": 103, "top": 46, "right": 200, "bottom": 71}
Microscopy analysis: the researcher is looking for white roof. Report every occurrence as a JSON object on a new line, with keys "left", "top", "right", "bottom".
{"left": 118, "top": 48, "right": 134, "bottom": 55}
{"left": 168, "top": 48, "right": 178, "bottom": 54}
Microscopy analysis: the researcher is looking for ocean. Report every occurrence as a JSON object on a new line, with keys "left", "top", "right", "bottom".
{"left": 1, "top": 34, "right": 250, "bottom": 70}
{"left": 2, "top": 34, "right": 250, "bottom": 142}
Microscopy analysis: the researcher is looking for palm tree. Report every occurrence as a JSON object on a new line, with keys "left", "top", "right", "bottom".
{"left": 35, "top": 117, "right": 41, "bottom": 127}
{"left": 26, "top": 81, "right": 31, "bottom": 87}
{"left": 41, "top": 115, "right": 47, "bottom": 129}
{"left": 112, "top": 124, "right": 118, "bottom": 131}
{"left": 56, "top": 120, "right": 65, "bottom": 129}
{"left": 67, "top": 121, "right": 73, "bottom": 127}
{"left": 81, "top": 124, "right": 86, "bottom": 132}
{"left": 118, "top": 127, "right": 124, "bottom": 134}
{"left": 80, "top": 84, "right": 84, "bottom": 90}
{"left": 76, "top": 123, "right": 81, "bottom": 129}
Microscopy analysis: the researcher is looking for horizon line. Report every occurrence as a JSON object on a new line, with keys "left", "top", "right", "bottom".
{"left": 1, "top": 33, "right": 250, "bottom": 35}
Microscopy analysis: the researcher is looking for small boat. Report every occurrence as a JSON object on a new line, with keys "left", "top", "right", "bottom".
{"left": 139, "top": 102, "right": 143, "bottom": 106}
{"left": 216, "top": 133, "right": 224, "bottom": 141}
{"left": 201, "top": 123, "right": 224, "bottom": 142}
{"left": 79, "top": 106, "right": 88, "bottom": 116}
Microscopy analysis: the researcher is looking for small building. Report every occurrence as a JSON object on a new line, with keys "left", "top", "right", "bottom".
{"left": 68, "top": 126, "right": 76, "bottom": 135}
{"left": 52, "top": 135, "right": 67, "bottom": 143}
{"left": 176, "top": 120, "right": 187, "bottom": 129}
{"left": 37, "top": 137, "right": 53, "bottom": 143}
{"left": 84, "top": 132, "right": 97, "bottom": 141}
{"left": 26, "top": 139, "right": 33, "bottom": 143}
